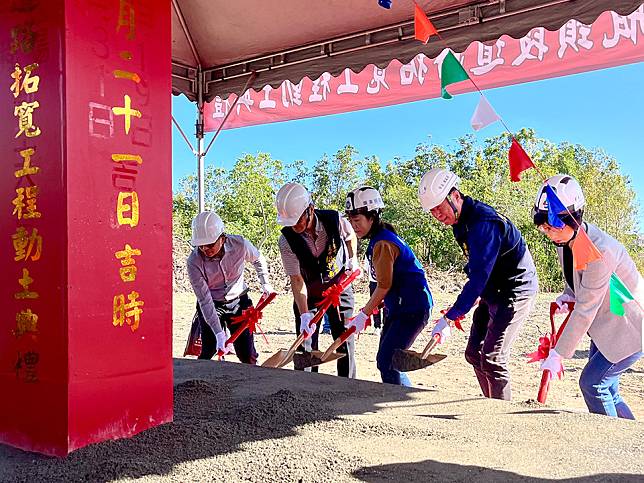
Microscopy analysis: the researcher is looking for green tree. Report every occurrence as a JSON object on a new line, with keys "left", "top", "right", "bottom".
{"left": 217, "top": 153, "right": 285, "bottom": 254}
{"left": 172, "top": 130, "right": 642, "bottom": 292}
{"left": 311, "top": 145, "right": 360, "bottom": 210}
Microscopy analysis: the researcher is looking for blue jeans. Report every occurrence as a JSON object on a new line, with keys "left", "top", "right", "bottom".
{"left": 579, "top": 342, "right": 643, "bottom": 419}
{"left": 377, "top": 307, "right": 430, "bottom": 386}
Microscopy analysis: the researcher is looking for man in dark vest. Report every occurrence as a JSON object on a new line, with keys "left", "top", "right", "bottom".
{"left": 418, "top": 168, "right": 538, "bottom": 400}
{"left": 276, "top": 182, "right": 358, "bottom": 377}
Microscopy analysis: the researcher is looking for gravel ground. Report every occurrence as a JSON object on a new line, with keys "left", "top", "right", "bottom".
{"left": 1, "top": 287, "right": 642, "bottom": 482}
{"left": 173, "top": 289, "right": 644, "bottom": 419}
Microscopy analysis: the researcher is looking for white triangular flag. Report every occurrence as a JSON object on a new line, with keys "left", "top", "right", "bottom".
{"left": 470, "top": 95, "right": 500, "bottom": 131}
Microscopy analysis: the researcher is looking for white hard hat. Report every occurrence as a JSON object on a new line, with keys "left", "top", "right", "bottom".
{"left": 345, "top": 186, "right": 385, "bottom": 214}
{"left": 275, "top": 182, "right": 312, "bottom": 226}
{"left": 418, "top": 168, "right": 460, "bottom": 211}
{"left": 533, "top": 174, "right": 585, "bottom": 225}
{"left": 190, "top": 211, "right": 225, "bottom": 246}
{"left": 534, "top": 174, "right": 585, "bottom": 212}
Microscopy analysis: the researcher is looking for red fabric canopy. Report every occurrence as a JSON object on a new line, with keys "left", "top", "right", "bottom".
{"left": 172, "top": 0, "right": 643, "bottom": 102}
{"left": 203, "top": 7, "right": 644, "bottom": 131}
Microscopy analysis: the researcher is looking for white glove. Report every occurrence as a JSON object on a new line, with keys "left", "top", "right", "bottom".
{"left": 554, "top": 293, "right": 575, "bottom": 314}
{"left": 431, "top": 317, "right": 452, "bottom": 344}
{"left": 346, "top": 257, "right": 358, "bottom": 271}
{"left": 541, "top": 349, "right": 564, "bottom": 380}
{"left": 261, "top": 283, "right": 275, "bottom": 295}
{"left": 299, "top": 311, "right": 317, "bottom": 338}
{"left": 215, "top": 331, "right": 233, "bottom": 355}
{"left": 345, "top": 310, "right": 369, "bottom": 334}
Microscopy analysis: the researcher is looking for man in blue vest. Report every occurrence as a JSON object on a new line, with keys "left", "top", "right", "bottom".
{"left": 418, "top": 168, "right": 538, "bottom": 400}
{"left": 276, "top": 182, "right": 358, "bottom": 377}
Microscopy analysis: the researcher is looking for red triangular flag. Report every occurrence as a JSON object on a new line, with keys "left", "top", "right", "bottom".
{"left": 572, "top": 227, "right": 602, "bottom": 270}
{"left": 508, "top": 139, "right": 535, "bottom": 182}
{"left": 414, "top": 2, "right": 438, "bottom": 43}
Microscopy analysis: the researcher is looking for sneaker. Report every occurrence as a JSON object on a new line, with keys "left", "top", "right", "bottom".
{"left": 373, "top": 327, "right": 382, "bottom": 336}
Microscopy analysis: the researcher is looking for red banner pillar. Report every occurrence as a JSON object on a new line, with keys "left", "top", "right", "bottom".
{"left": 0, "top": 0, "right": 172, "bottom": 456}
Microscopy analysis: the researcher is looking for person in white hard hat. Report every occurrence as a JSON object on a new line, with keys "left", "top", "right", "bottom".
{"left": 275, "top": 182, "right": 358, "bottom": 378}
{"left": 533, "top": 175, "right": 643, "bottom": 418}
{"left": 418, "top": 168, "right": 538, "bottom": 400}
{"left": 345, "top": 186, "right": 433, "bottom": 386}
{"left": 187, "top": 211, "right": 274, "bottom": 363}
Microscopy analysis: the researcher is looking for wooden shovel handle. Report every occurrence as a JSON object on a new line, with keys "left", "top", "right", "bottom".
{"left": 420, "top": 334, "right": 441, "bottom": 359}
{"left": 275, "top": 299, "right": 334, "bottom": 368}
{"left": 321, "top": 326, "right": 356, "bottom": 361}
{"left": 278, "top": 332, "right": 306, "bottom": 367}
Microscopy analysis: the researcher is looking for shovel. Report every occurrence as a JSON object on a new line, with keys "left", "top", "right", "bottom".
{"left": 218, "top": 292, "right": 277, "bottom": 360}
{"left": 535, "top": 301, "right": 575, "bottom": 404}
{"left": 261, "top": 306, "right": 327, "bottom": 368}
{"left": 292, "top": 326, "right": 354, "bottom": 370}
{"left": 391, "top": 308, "right": 473, "bottom": 372}
{"left": 392, "top": 334, "right": 446, "bottom": 372}
{"left": 261, "top": 269, "right": 360, "bottom": 369}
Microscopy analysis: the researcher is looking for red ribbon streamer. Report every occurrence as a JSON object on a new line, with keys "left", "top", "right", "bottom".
{"left": 229, "top": 291, "right": 277, "bottom": 346}
{"left": 526, "top": 335, "right": 553, "bottom": 364}
{"left": 317, "top": 269, "right": 361, "bottom": 310}
{"left": 439, "top": 308, "right": 465, "bottom": 331}
{"left": 528, "top": 302, "right": 575, "bottom": 391}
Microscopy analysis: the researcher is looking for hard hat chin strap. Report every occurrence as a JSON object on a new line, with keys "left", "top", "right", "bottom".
{"left": 304, "top": 206, "right": 314, "bottom": 230}
{"left": 446, "top": 196, "right": 459, "bottom": 221}
{"left": 552, "top": 226, "right": 579, "bottom": 248}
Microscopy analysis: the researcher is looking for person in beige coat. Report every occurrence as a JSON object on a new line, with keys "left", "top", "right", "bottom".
{"left": 533, "top": 175, "right": 643, "bottom": 419}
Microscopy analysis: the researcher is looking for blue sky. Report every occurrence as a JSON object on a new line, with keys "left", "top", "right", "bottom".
{"left": 172, "top": 61, "right": 643, "bottom": 224}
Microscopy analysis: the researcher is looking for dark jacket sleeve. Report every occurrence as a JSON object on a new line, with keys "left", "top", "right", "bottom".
{"left": 446, "top": 221, "right": 502, "bottom": 320}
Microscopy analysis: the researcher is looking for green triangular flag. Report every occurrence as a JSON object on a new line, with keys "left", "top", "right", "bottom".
{"left": 441, "top": 51, "right": 469, "bottom": 99}
{"left": 609, "top": 272, "right": 635, "bottom": 317}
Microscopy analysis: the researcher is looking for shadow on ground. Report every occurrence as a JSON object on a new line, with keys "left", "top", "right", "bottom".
{"left": 0, "top": 358, "right": 423, "bottom": 482}
{"left": 353, "top": 459, "right": 643, "bottom": 482}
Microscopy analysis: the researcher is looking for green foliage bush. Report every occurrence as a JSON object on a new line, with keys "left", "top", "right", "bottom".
{"left": 173, "top": 129, "right": 642, "bottom": 292}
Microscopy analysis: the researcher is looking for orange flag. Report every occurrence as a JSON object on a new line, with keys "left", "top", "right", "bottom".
{"left": 573, "top": 227, "right": 603, "bottom": 270}
{"left": 414, "top": 2, "right": 438, "bottom": 43}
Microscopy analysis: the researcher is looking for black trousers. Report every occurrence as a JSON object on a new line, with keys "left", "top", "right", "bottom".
{"left": 197, "top": 293, "right": 258, "bottom": 364}
{"left": 293, "top": 286, "right": 355, "bottom": 377}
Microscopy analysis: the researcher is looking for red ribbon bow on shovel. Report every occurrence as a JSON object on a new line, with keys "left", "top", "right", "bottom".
{"left": 218, "top": 291, "right": 277, "bottom": 358}
{"left": 439, "top": 308, "right": 465, "bottom": 331}
{"left": 317, "top": 269, "right": 361, "bottom": 311}
{"left": 528, "top": 301, "right": 574, "bottom": 403}
{"left": 526, "top": 335, "right": 554, "bottom": 364}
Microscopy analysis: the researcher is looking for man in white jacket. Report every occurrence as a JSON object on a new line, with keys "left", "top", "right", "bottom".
{"left": 534, "top": 175, "right": 643, "bottom": 419}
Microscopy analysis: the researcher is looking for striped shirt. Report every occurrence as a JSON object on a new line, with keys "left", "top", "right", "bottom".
{"left": 278, "top": 213, "right": 354, "bottom": 277}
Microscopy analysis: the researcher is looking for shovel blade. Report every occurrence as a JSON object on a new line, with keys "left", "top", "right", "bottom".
{"left": 292, "top": 350, "right": 345, "bottom": 370}
{"left": 392, "top": 349, "right": 446, "bottom": 372}
{"left": 261, "top": 349, "right": 290, "bottom": 368}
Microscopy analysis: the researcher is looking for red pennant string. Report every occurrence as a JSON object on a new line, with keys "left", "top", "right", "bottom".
{"left": 414, "top": 2, "right": 438, "bottom": 43}
{"left": 508, "top": 138, "right": 535, "bottom": 182}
